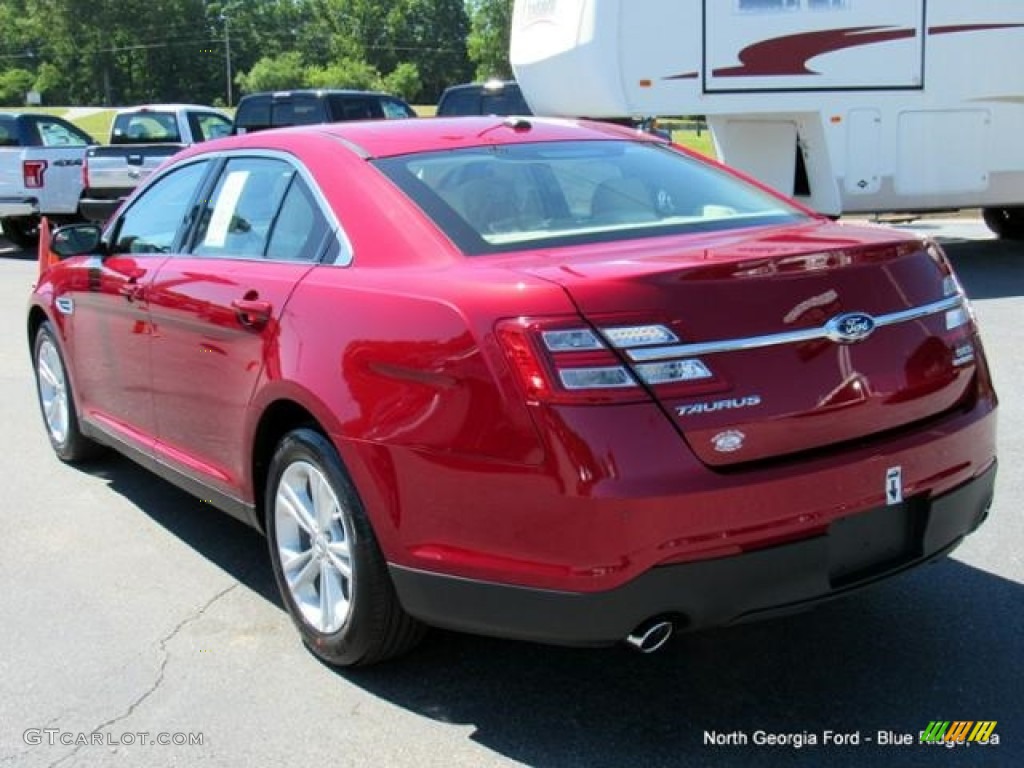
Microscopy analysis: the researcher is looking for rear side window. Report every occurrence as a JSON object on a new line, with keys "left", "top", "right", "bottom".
{"left": 327, "top": 95, "right": 380, "bottom": 121}
{"left": 375, "top": 140, "right": 807, "bottom": 255}
{"left": 0, "top": 116, "right": 19, "bottom": 146}
{"left": 266, "top": 179, "right": 329, "bottom": 261}
{"left": 275, "top": 95, "right": 326, "bottom": 126}
{"left": 192, "top": 157, "right": 327, "bottom": 262}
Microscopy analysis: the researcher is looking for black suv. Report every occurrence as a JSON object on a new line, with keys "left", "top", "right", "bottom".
{"left": 232, "top": 89, "right": 417, "bottom": 134}
{"left": 435, "top": 80, "right": 532, "bottom": 117}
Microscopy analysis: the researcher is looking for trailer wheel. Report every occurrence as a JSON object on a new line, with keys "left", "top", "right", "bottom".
{"left": 982, "top": 207, "right": 1024, "bottom": 240}
{"left": 0, "top": 216, "right": 40, "bottom": 248}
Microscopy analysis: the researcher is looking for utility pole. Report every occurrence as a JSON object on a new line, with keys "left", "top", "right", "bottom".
{"left": 223, "top": 12, "right": 233, "bottom": 107}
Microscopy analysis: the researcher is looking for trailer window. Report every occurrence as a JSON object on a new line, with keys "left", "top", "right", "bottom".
{"left": 374, "top": 140, "right": 809, "bottom": 256}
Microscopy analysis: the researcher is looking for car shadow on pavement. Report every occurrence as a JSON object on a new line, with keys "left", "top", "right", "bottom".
{"left": 83, "top": 453, "right": 282, "bottom": 607}
{"left": 0, "top": 242, "right": 36, "bottom": 260}
{"left": 339, "top": 558, "right": 1022, "bottom": 768}
{"left": 943, "top": 238, "right": 1024, "bottom": 301}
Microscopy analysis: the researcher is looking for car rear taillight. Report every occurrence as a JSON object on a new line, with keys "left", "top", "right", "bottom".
{"left": 23, "top": 159, "right": 47, "bottom": 188}
{"left": 82, "top": 156, "right": 90, "bottom": 189}
{"left": 497, "top": 317, "right": 726, "bottom": 404}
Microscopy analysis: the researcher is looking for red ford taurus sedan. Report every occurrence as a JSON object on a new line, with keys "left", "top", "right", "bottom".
{"left": 28, "top": 117, "right": 997, "bottom": 666}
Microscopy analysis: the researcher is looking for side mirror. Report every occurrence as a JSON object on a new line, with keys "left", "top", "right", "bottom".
{"left": 51, "top": 223, "right": 104, "bottom": 258}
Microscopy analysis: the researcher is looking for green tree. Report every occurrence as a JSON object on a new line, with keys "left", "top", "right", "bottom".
{"left": 382, "top": 62, "right": 420, "bottom": 102}
{"left": 382, "top": 0, "right": 470, "bottom": 100}
{"left": 0, "top": 68, "right": 35, "bottom": 105}
{"left": 467, "top": 0, "right": 513, "bottom": 80}
{"left": 304, "top": 0, "right": 469, "bottom": 102}
{"left": 236, "top": 51, "right": 307, "bottom": 93}
{"left": 305, "top": 59, "right": 381, "bottom": 90}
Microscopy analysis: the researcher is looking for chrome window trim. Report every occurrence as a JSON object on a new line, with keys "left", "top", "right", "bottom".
{"left": 625, "top": 296, "right": 965, "bottom": 362}
{"left": 120, "top": 148, "right": 355, "bottom": 267}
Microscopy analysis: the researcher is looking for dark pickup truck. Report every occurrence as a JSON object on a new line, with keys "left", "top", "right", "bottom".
{"left": 231, "top": 89, "right": 416, "bottom": 134}
{"left": 79, "top": 104, "right": 231, "bottom": 222}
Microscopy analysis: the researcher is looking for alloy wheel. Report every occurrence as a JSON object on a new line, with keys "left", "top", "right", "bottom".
{"left": 274, "top": 460, "right": 354, "bottom": 634}
{"left": 36, "top": 336, "right": 70, "bottom": 446}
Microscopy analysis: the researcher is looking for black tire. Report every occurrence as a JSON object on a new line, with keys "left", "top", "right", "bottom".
{"left": 1, "top": 216, "right": 40, "bottom": 249}
{"left": 32, "top": 322, "right": 103, "bottom": 462}
{"left": 265, "top": 428, "right": 425, "bottom": 667}
{"left": 982, "top": 207, "right": 1024, "bottom": 240}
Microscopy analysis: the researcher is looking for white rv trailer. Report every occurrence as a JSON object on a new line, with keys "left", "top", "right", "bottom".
{"left": 510, "top": 0, "right": 1024, "bottom": 236}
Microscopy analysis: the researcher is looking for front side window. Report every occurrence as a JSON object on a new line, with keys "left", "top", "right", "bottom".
{"left": 375, "top": 140, "right": 808, "bottom": 255}
{"left": 190, "top": 112, "right": 232, "bottom": 142}
{"left": 111, "top": 161, "right": 210, "bottom": 254}
{"left": 382, "top": 98, "right": 416, "bottom": 119}
{"left": 234, "top": 96, "right": 270, "bottom": 133}
{"left": 438, "top": 89, "right": 480, "bottom": 116}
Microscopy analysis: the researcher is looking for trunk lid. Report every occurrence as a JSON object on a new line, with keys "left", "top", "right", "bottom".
{"left": 515, "top": 222, "right": 978, "bottom": 467}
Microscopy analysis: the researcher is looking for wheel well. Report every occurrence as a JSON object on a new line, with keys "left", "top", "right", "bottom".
{"left": 27, "top": 307, "right": 48, "bottom": 353}
{"left": 251, "top": 400, "right": 322, "bottom": 532}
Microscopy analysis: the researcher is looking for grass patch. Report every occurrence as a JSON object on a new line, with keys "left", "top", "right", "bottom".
{"left": 672, "top": 127, "right": 716, "bottom": 159}
{"left": 71, "top": 111, "right": 114, "bottom": 142}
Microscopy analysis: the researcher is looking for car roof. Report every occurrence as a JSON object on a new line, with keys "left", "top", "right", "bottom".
{"left": 117, "top": 104, "right": 227, "bottom": 113}
{"left": 239, "top": 89, "right": 400, "bottom": 99}
{"left": 208, "top": 116, "right": 651, "bottom": 159}
{"left": 441, "top": 80, "right": 519, "bottom": 94}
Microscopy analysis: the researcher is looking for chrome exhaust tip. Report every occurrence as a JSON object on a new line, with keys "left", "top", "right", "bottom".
{"left": 625, "top": 619, "right": 674, "bottom": 654}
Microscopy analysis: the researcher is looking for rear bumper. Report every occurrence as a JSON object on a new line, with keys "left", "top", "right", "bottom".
{"left": 0, "top": 197, "right": 38, "bottom": 217}
{"left": 390, "top": 462, "right": 995, "bottom": 647}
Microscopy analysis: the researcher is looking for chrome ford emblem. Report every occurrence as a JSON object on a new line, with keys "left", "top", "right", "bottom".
{"left": 712, "top": 430, "right": 745, "bottom": 453}
{"left": 826, "top": 312, "right": 876, "bottom": 344}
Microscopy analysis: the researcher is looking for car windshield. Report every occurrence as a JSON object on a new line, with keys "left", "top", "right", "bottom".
{"left": 374, "top": 140, "right": 808, "bottom": 255}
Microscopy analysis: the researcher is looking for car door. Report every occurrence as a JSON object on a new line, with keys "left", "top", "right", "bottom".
{"left": 146, "top": 155, "right": 331, "bottom": 500}
{"left": 66, "top": 159, "right": 212, "bottom": 448}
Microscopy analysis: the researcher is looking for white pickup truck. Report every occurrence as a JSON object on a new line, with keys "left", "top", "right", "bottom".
{"left": 79, "top": 104, "right": 231, "bottom": 222}
{"left": 0, "top": 112, "right": 95, "bottom": 248}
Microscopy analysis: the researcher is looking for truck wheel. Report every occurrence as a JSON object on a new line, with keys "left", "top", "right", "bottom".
{"left": 1, "top": 216, "right": 40, "bottom": 249}
{"left": 982, "top": 207, "right": 1024, "bottom": 240}
{"left": 265, "top": 428, "right": 425, "bottom": 667}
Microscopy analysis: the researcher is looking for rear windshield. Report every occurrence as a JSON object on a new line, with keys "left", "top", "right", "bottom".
{"left": 438, "top": 86, "right": 532, "bottom": 117}
{"left": 374, "top": 140, "right": 808, "bottom": 255}
{"left": 112, "top": 112, "right": 181, "bottom": 143}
